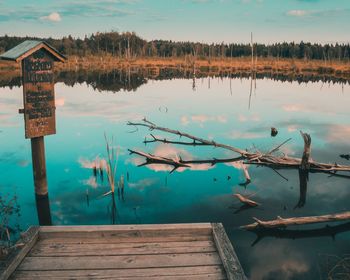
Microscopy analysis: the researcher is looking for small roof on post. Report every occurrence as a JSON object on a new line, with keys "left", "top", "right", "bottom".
{"left": 0, "top": 40, "right": 66, "bottom": 63}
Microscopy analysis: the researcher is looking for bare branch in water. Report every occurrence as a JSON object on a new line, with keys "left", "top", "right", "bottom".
{"left": 127, "top": 119, "right": 350, "bottom": 179}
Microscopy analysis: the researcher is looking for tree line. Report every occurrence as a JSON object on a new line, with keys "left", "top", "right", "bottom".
{"left": 1, "top": 31, "right": 349, "bottom": 61}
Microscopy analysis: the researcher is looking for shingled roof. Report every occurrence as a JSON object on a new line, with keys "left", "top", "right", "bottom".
{"left": 0, "top": 40, "right": 66, "bottom": 62}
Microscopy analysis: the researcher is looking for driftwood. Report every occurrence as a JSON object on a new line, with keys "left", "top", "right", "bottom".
{"left": 233, "top": 194, "right": 259, "bottom": 207}
{"left": 240, "top": 211, "right": 350, "bottom": 230}
{"left": 248, "top": 222, "right": 350, "bottom": 246}
{"left": 300, "top": 131, "right": 311, "bottom": 170}
{"left": 127, "top": 118, "right": 350, "bottom": 176}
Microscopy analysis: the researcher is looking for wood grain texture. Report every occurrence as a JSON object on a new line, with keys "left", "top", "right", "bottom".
{"left": 12, "top": 266, "right": 226, "bottom": 279}
{"left": 30, "top": 241, "right": 216, "bottom": 257}
{"left": 5, "top": 223, "right": 246, "bottom": 280}
{"left": 212, "top": 223, "right": 247, "bottom": 280}
{"left": 18, "top": 253, "right": 222, "bottom": 270}
{"left": 0, "top": 227, "right": 39, "bottom": 280}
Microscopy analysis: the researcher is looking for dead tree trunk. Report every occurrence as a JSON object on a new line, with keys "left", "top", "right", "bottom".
{"left": 241, "top": 211, "right": 350, "bottom": 230}
{"left": 300, "top": 131, "right": 311, "bottom": 170}
{"left": 127, "top": 119, "right": 350, "bottom": 177}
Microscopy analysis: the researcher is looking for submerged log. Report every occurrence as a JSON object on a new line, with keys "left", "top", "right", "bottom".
{"left": 233, "top": 194, "right": 259, "bottom": 207}
{"left": 240, "top": 211, "right": 350, "bottom": 230}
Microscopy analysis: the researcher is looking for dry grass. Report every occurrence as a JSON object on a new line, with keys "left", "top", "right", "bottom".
{"left": 103, "top": 133, "right": 119, "bottom": 196}
{"left": 1, "top": 55, "right": 349, "bottom": 83}
{"left": 55, "top": 55, "right": 350, "bottom": 75}
{"left": 2, "top": 55, "right": 349, "bottom": 74}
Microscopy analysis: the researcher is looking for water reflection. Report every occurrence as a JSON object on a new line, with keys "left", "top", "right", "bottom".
{"left": 1, "top": 72, "right": 350, "bottom": 279}
{"left": 248, "top": 222, "right": 350, "bottom": 247}
{"left": 35, "top": 194, "right": 52, "bottom": 226}
{"left": 1, "top": 68, "right": 349, "bottom": 92}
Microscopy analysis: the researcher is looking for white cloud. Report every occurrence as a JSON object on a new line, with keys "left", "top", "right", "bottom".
{"left": 287, "top": 10, "right": 308, "bottom": 17}
{"left": 40, "top": 12, "right": 61, "bottom": 22}
{"left": 229, "top": 131, "right": 264, "bottom": 139}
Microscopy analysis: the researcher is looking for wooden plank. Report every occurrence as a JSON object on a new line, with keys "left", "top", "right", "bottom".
{"left": 30, "top": 241, "right": 217, "bottom": 256}
{"left": 39, "top": 226, "right": 212, "bottom": 239}
{"left": 37, "top": 234, "right": 212, "bottom": 244}
{"left": 212, "top": 223, "right": 247, "bottom": 280}
{"left": 0, "top": 227, "right": 39, "bottom": 280}
{"left": 12, "top": 273, "right": 226, "bottom": 280}
{"left": 18, "top": 253, "right": 222, "bottom": 270}
{"left": 39, "top": 223, "right": 212, "bottom": 232}
{"left": 39, "top": 224, "right": 212, "bottom": 238}
{"left": 12, "top": 266, "right": 226, "bottom": 279}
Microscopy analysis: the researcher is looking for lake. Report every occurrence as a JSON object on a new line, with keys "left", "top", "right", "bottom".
{"left": 1, "top": 71, "right": 350, "bottom": 279}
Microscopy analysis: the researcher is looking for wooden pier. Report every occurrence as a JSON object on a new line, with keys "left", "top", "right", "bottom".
{"left": 1, "top": 223, "right": 246, "bottom": 280}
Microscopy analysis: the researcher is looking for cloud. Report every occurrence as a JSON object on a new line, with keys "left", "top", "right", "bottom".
{"left": 40, "top": 12, "right": 61, "bottom": 22}
{"left": 238, "top": 114, "right": 260, "bottom": 123}
{"left": 17, "top": 159, "right": 30, "bottom": 167}
{"left": 128, "top": 178, "right": 158, "bottom": 190}
{"left": 326, "top": 124, "right": 350, "bottom": 145}
{"left": 78, "top": 156, "right": 107, "bottom": 170}
{"left": 287, "top": 9, "right": 308, "bottom": 17}
{"left": 57, "top": 1, "right": 135, "bottom": 18}
{"left": 129, "top": 144, "right": 214, "bottom": 172}
{"left": 55, "top": 98, "right": 65, "bottom": 107}
{"left": 286, "top": 8, "right": 350, "bottom": 18}
{"left": 82, "top": 176, "right": 98, "bottom": 188}
{"left": 181, "top": 114, "right": 227, "bottom": 126}
{"left": 181, "top": 116, "right": 190, "bottom": 126}
{"left": 282, "top": 104, "right": 306, "bottom": 112}
{"left": 229, "top": 131, "right": 264, "bottom": 139}
{"left": 0, "top": 0, "right": 137, "bottom": 23}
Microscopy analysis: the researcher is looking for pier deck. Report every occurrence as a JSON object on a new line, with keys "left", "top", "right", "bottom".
{"left": 1, "top": 223, "right": 246, "bottom": 280}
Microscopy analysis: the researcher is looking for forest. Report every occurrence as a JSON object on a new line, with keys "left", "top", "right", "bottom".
{"left": 1, "top": 31, "right": 350, "bottom": 61}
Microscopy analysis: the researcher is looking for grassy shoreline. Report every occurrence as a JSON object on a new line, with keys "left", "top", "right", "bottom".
{"left": 1, "top": 56, "right": 350, "bottom": 81}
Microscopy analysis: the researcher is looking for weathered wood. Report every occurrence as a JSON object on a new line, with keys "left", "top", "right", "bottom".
{"left": 212, "top": 223, "right": 246, "bottom": 280}
{"left": 300, "top": 131, "right": 311, "bottom": 170}
{"left": 12, "top": 274, "right": 226, "bottom": 280}
{"left": 30, "top": 137, "right": 48, "bottom": 196}
{"left": 241, "top": 163, "right": 251, "bottom": 184}
{"left": 37, "top": 235, "right": 212, "bottom": 245}
{"left": 241, "top": 211, "right": 350, "bottom": 230}
{"left": 38, "top": 224, "right": 212, "bottom": 239}
{"left": 0, "top": 227, "right": 39, "bottom": 280}
{"left": 12, "top": 266, "right": 226, "bottom": 279}
{"left": 14, "top": 42, "right": 65, "bottom": 63}
{"left": 40, "top": 223, "right": 212, "bottom": 232}
{"left": 18, "top": 253, "right": 222, "bottom": 270}
{"left": 233, "top": 194, "right": 259, "bottom": 207}
{"left": 127, "top": 119, "right": 350, "bottom": 178}
{"left": 5, "top": 223, "right": 244, "bottom": 279}
{"left": 29, "top": 241, "right": 217, "bottom": 256}
{"left": 21, "top": 51, "right": 56, "bottom": 139}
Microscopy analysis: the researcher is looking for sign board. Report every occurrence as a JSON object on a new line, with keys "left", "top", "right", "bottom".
{"left": 21, "top": 49, "right": 56, "bottom": 138}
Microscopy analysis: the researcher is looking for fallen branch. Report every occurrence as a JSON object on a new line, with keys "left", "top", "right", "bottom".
{"left": 240, "top": 211, "right": 350, "bottom": 230}
{"left": 128, "top": 118, "right": 250, "bottom": 156}
{"left": 233, "top": 194, "right": 259, "bottom": 207}
{"left": 127, "top": 119, "right": 350, "bottom": 177}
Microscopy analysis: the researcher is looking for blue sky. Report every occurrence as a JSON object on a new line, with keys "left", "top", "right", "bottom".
{"left": 0, "top": 0, "right": 349, "bottom": 44}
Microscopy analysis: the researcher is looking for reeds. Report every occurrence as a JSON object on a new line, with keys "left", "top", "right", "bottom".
{"left": 103, "top": 133, "right": 119, "bottom": 196}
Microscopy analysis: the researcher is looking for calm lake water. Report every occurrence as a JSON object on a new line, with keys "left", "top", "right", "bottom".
{"left": 1, "top": 72, "right": 350, "bottom": 279}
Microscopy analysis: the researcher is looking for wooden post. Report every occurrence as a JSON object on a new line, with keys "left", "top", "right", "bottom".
{"left": 0, "top": 41, "right": 66, "bottom": 226}
{"left": 31, "top": 136, "right": 48, "bottom": 195}
{"left": 35, "top": 193, "right": 52, "bottom": 226}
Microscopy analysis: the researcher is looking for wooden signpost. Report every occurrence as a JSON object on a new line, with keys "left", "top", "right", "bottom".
{"left": 0, "top": 41, "right": 66, "bottom": 225}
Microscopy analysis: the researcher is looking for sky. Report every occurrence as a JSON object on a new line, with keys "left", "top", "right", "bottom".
{"left": 0, "top": 0, "right": 349, "bottom": 44}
